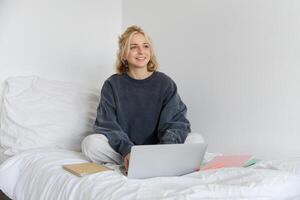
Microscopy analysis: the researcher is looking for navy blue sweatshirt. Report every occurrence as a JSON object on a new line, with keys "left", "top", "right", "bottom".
{"left": 93, "top": 71, "right": 191, "bottom": 157}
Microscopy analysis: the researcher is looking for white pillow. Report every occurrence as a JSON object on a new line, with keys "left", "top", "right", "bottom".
{"left": 0, "top": 76, "right": 100, "bottom": 156}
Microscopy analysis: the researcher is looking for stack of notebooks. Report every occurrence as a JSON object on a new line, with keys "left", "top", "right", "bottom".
{"left": 201, "top": 155, "right": 259, "bottom": 171}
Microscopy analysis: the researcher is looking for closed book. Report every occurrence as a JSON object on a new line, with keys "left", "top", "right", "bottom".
{"left": 63, "top": 162, "right": 111, "bottom": 177}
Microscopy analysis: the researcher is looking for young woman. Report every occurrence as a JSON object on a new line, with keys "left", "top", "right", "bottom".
{"left": 82, "top": 25, "right": 204, "bottom": 172}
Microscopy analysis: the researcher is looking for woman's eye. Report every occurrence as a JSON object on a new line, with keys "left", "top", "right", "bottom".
{"left": 144, "top": 45, "right": 149, "bottom": 48}
{"left": 130, "top": 46, "right": 137, "bottom": 50}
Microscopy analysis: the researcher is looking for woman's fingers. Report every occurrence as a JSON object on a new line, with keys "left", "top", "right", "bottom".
{"left": 124, "top": 153, "right": 131, "bottom": 173}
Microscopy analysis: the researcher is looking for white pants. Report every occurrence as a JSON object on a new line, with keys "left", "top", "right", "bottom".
{"left": 81, "top": 133, "right": 205, "bottom": 165}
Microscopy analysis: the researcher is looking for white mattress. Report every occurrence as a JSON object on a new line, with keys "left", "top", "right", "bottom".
{"left": 0, "top": 148, "right": 300, "bottom": 200}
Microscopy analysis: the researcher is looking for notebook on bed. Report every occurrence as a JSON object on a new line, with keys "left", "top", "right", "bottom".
{"left": 63, "top": 162, "right": 111, "bottom": 177}
{"left": 127, "top": 143, "right": 207, "bottom": 179}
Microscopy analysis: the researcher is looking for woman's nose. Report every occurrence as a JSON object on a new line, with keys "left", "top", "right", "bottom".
{"left": 137, "top": 46, "right": 144, "bottom": 54}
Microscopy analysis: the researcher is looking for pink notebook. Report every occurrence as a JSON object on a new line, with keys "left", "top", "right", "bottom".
{"left": 201, "top": 155, "right": 253, "bottom": 170}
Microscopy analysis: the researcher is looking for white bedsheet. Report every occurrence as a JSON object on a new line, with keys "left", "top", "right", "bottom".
{"left": 0, "top": 148, "right": 299, "bottom": 200}
{"left": 0, "top": 146, "right": 8, "bottom": 164}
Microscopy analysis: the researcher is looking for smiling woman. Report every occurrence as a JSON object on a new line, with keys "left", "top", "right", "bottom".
{"left": 115, "top": 25, "right": 158, "bottom": 78}
{"left": 126, "top": 33, "right": 151, "bottom": 70}
{"left": 81, "top": 25, "right": 204, "bottom": 172}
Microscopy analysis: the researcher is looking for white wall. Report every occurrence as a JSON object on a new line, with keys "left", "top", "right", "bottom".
{"left": 123, "top": 0, "right": 300, "bottom": 159}
{"left": 0, "top": 0, "right": 122, "bottom": 92}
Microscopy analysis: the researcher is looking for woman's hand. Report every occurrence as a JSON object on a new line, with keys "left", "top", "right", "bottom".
{"left": 123, "top": 153, "right": 131, "bottom": 173}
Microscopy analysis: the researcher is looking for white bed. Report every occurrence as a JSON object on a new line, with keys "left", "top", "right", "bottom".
{"left": 0, "top": 76, "right": 300, "bottom": 200}
{"left": 0, "top": 148, "right": 300, "bottom": 200}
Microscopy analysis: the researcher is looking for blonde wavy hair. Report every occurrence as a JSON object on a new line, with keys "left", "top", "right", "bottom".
{"left": 115, "top": 25, "right": 158, "bottom": 74}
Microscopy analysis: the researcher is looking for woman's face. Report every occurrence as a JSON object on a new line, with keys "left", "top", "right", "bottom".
{"left": 125, "top": 33, "right": 151, "bottom": 70}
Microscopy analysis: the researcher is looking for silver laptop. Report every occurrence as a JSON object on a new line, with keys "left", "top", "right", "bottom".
{"left": 127, "top": 143, "right": 207, "bottom": 179}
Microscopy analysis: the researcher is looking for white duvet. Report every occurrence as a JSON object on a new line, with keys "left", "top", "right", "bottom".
{"left": 0, "top": 149, "right": 300, "bottom": 200}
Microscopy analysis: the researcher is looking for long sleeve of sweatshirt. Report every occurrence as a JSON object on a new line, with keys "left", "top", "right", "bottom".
{"left": 157, "top": 79, "right": 191, "bottom": 144}
{"left": 93, "top": 81, "right": 134, "bottom": 157}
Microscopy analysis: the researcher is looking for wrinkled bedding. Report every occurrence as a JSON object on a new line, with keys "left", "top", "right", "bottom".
{"left": 0, "top": 147, "right": 8, "bottom": 165}
{"left": 0, "top": 148, "right": 299, "bottom": 200}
